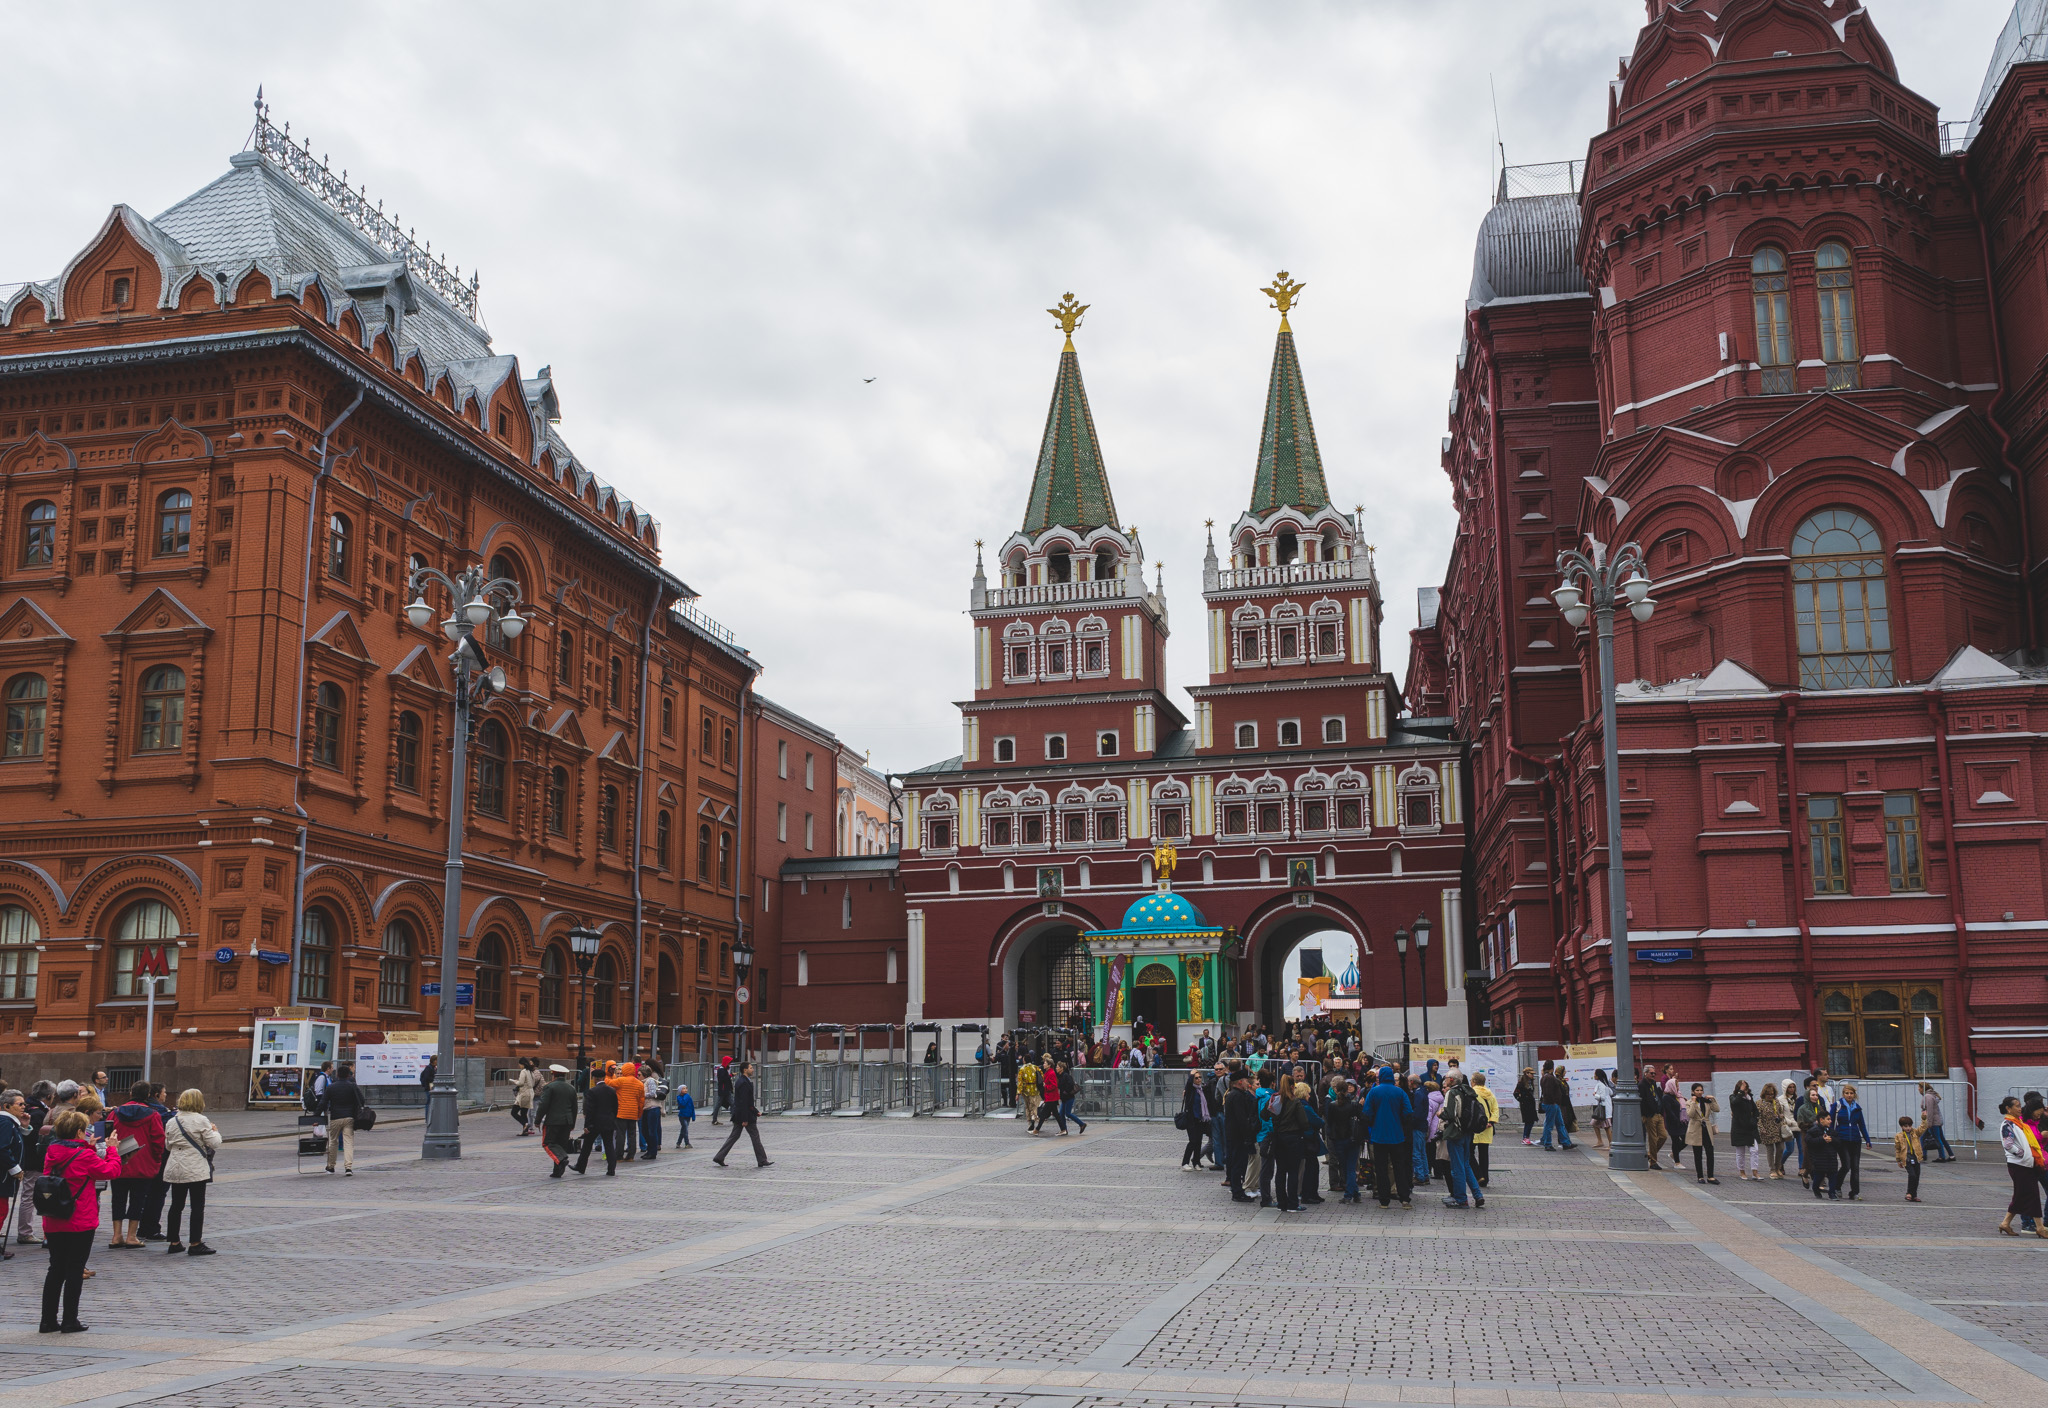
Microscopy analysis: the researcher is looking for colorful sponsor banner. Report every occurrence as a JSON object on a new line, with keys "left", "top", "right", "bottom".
{"left": 355, "top": 1041, "right": 436, "bottom": 1086}
{"left": 1405, "top": 1043, "right": 1464, "bottom": 1077}
{"left": 1564, "top": 1044, "right": 1617, "bottom": 1108}
{"left": 1463, "top": 1044, "right": 1520, "bottom": 1095}
{"left": 1099, "top": 955, "right": 1127, "bottom": 1049}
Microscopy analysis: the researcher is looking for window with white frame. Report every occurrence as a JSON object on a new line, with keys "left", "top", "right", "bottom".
{"left": 1041, "top": 620, "right": 1072, "bottom": 678}
{"left": 1233, "top": 607, "right": 1265, "bottom": 667}
{"left": 777, "top": 801, "right": 788, "bottom": 842}
{"left": 1078, "top": 617, "right": 1110, "bottom": 677}
{"left": 1398, "top": 766, "right": 1440, "bottom": 832}
{"left": 994, "top": 736, "right": 1016, "bottom": 763}
{"left": 1004, "top": 623, "right": 1036, "bottom": 683}
{"left": 777, "top": 740, "right": 788, "bottom": 778}
{"left": 1278, "top": 719, "right": 1301, "bottom": 747}
{"left": 1322, "top": 716, "right": 1345, "bottom": 743}
{"left": 1045, "top": 733, "right": 1067, "bottom": 761}
{"left": 805, "top": 812, "right": 816, "bottom": 849}
{"left": 1312, "top": 603, "right": 1344, "bottom": 661}
{"left": 1019, "top": 788, "right": 1048, "bottom": 847}
{"left": 1272, "top": 607, "right": 1305, "bottom": 663}
{"left": 1235, "top": 722, "right": 1256, "bottom": 749}
{"left": 1097, "top": 730, "right": 1118, "bottom": 757}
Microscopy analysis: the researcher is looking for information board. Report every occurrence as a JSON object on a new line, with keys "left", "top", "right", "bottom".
{"left": 354, "top": 1042, "right": 437, "bottom": 1086}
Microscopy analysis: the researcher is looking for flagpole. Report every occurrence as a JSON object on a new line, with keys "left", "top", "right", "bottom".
{"left": 143, "top": 972, "right": 157, "bottom": 1083}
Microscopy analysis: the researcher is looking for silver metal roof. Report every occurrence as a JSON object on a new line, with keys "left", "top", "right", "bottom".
{"left": 1966, "top": 1, "right": 2048, "bottom": 146}
{"left": 1467, "top": 193, "right": 1587, "bottom": 308}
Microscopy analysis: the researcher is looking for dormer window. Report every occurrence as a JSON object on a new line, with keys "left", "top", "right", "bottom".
{"left": 111, "top": 276, "right": 131, "bottom": 308}
{"left": 497, "top": 410, "right": 510, "bottom": 437}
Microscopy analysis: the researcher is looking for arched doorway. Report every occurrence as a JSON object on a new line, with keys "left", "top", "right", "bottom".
{"left": 1252, "top": 910, "right": 1368, "bottom": 1031}
{"left": 1002, "top": 915, "right": 1099, "bottom": 1033}
{"left": 1129, "top": 960, "right": 1180, "bottom": 1054}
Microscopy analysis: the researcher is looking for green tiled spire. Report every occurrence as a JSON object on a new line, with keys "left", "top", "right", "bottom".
{"left": 1021, "top": 294, "right": 1119, "bottom": 534}
{"left": 1249, "top": 272, "right": 1330, "bottom": 514}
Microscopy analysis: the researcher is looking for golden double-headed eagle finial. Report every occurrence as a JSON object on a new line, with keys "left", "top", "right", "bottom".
{"left": 1048, "top": 292, "right": 1088, "bottom": 347}
{"left": 1261, "top": 270, "right": 1305, "bottom": 330}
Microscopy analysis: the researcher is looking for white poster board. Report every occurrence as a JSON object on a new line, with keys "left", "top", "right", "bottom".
{"left": 354, "top": 1042, "right": 436, "bottom": 1086}
{"left": 1464, "top": 1044, "right": 1520, "bottom": 1097}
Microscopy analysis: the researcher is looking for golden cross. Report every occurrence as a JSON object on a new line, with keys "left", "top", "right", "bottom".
{"left": 1048, "top": 293, "right": 1088, "bottom": 345}
{"left": 1261, "top": 271, "right": 1306, "bottom": 327}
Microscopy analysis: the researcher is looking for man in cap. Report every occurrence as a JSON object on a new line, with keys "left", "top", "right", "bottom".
{"left": 534, "top": 1063, "right": 579, "bottom": 1178}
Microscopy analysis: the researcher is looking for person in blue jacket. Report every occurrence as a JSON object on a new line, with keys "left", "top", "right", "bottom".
{"left": 1362, "top": 1067, "right": 1414, "bottom": 1208}
{"left": 673, "top": 1083, "right": 696, "bottom": 1149}
{"left": 1408, "top": 1074, "right": 1433, "bottom": 1186}
{"left": 1830, "top": 1083, "right": 1873, "bottom": 1200}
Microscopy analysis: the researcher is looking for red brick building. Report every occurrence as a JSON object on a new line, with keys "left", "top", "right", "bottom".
{"left": 0, "top": 108, "right": 765, "bottom": 1099}
{"left": 1407, "top": 0, "right": 2048, "bottom": 1105}
{"left": 901, "top": 289, "right": 1467, "bottom": 1051}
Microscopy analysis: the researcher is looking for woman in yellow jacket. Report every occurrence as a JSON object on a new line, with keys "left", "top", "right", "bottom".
{"left": 1471, "top": 1071, "right": 1501, "bottom": 1189}
{"left": 607, "top": 1063, "right": 646, "bottom": 1161}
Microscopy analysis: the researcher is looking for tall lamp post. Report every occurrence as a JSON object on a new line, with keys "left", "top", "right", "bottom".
{"left": 405, "top": 562, "right": 526, "bottom": 1160}
{"left": 1393, "top": 925, "right": 1412, "bottom": 1067}
{"left": 568, "top": 924, "right": 600, "bottom": 1086}
{"left": 1413, "top": 913, "right": 1433, "bottom": 1045}
{"left": 733, "top": 938, "right": 754, "bottom": 1061}
{"left": 1553, "top": 539, "right": 1656, "bottom": 1172}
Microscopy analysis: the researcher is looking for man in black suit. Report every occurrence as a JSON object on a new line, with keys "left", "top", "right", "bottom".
{"left": 712, "top": 1061, "right": 773, "bottom": 1168}
{"left": 572, "top": 1062, "right": 620, "bottom": 1176}
{"left": 1222, "top": 1071, "right": 1257, "bottom": 1203}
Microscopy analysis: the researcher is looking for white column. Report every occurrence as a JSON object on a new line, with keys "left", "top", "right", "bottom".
{"left": 905, "top": 908, "right": 926, "bottom": 1023}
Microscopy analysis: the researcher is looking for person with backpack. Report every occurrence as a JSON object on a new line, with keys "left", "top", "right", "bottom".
{"left": 106, "top": 1082, "right": 166, "bottom": 1249}
{"left": 322, "top": 1061, "right": 368, "bottom": 1175}
{"left": 160, "top": 1089, "right": 222, "bottom": 1256}
{"left": 1056, "top": 1059, "right": 1087, "bottom": 1135}
{"left": 36, "top": 1108, "right": 121, "bottom": 1333}
{"left": 1440, "top": 1074, "right": 1487, "bottom": 1209}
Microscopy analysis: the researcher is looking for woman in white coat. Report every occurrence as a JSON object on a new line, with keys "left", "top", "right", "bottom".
{"left": 162, "top": 1089, "right": 224, "bottom": 1256}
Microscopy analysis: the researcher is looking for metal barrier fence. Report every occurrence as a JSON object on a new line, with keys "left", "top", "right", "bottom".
{"left": 756, "top": 1061, "right": 809, "bottom": 1114}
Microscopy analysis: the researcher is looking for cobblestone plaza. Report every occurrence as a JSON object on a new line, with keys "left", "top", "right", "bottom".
{"left": 0, "top": 1119, "right": 2040, "bottom": 1407}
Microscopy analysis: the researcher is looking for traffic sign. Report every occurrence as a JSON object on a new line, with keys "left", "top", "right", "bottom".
{"left": 422, "top": 982, "right": 440, "bottom": 997}
{"left": 455, "top": 982, "right": 474, "bottom": 1007}
{"left": 735, "top": 985, "right": 750, "bottom": 1004}
{"left": 256, "top": 949, "right": 291, "bottom": 965}
{"left": 214, "top": 947, "right": 235, "bottom": 964}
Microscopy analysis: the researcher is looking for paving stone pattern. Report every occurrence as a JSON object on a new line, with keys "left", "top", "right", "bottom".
{"left": 0, "top": 1117, "right": 2038, "bottom": 1408}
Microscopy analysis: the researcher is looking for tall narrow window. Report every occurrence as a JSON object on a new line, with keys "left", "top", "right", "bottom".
{"left": 1792, "top": 510, "right": 1893, "bottom": 688}
{"left": 379, "top": 919, "right": 414, "bottom": 1008}
{"left": 1816, "top": 241, "right": 1859, "bottom": 389}
{"left": 547, "top": 765, "right": 568, "bottom": 834}
{"left": 718, "top": 829, "right": 733, "bottom": 885}
{"left": 326, "top": 512, "right": 350, "bottom": 580}
{"left": 593, "top": 951, "right": 617, "bottom": 1024}
{"left": 20, "top": 501, "right": 55, "bottom": 567}
{"left": 1752, "top": 246, "right": 1793, "bottom": 393}
{"left": 474, "top": 720, "right": 508, "bottom": 817}
{"left": 657, "top": 809, "right": 672, "bottom": 868}
{"left": 137, "top": 665, "right": 186, "bottom": 752}
{"left": 112, "top": 899, "right": 180, "bottom": 997}
{"left": 698, "top": 823, "right": 712, "bottom": 878}
{"left": 701, "top": 714, "right": 714, "bottom": 755}
{"left": 539, "top": 944, "right": 564, "bottom": 1020}
{"left": 557, "top": 630, "right": 574, "bottom": 685}
{"left": 777, "top": 740, "right": 788, "bottom": 778}
{"left": 1884, "top": 792, "right": 1925, "bottom": 892}
{"left": 0, "top": 904, "right": 41, "bottom": 1001}
{"left": 395, "top": 711, "right": 422, "bottom": 792}
{"left": 312, "top": 682, "right": 345, "bottom": 768}
{"left": 661, "top": 695, "right": 674, "bottom": 737}
{"left": 1807, "top": 795, "right": 1847, "bottom": 894}
{"left": 598, "top": 784, "right": 619, "bottom": 850}
{"left": 5, "top": 673, "right": 47, "bottom": 758}
{"left": 298, "top": 907, "right": 332, "bottom": 1003}
{"left": 722, "top": 726, "right": 734, "bottom": 765}
{"left": 157, "top": 490, "right": 192, "bottom": 557}
{"left": 607, "top": 656, "right": 623, "bottom": 709}
{"left": 474, "top": 933, "right": 506, "bottom": 1015}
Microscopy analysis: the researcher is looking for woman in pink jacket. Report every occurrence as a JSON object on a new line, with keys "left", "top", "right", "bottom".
{"left": 38, "top": 1109, "right": 122, "bottom": 1333}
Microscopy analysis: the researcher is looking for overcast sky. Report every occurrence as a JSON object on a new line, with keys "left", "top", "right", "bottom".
{"left": 0, "top": 1, "right": 2017, "bottom": 773}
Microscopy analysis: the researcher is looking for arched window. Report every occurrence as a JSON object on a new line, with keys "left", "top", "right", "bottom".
{"left": 298, "top": 907, "right": 333, "bottom": 1003}
{"left": 599, "top": 783, "right": 620, "bottom": 851}
{"left": 718, "top": 829, "right": 732, "bottom": 886}
{"left": 546, "top": 765, "right": 568, "bottom": 835}
{"left": 312, "top": 682, "right": 345, "bottom": 768}
{"left": 0, "top": 903, "right": 40, "bottom": 1001}
{"left": 394, "top": 711, "right": 422, "bottom": 792}
{"left": 717, "top": 999, "right": 728, "bottom": 1025}
{"left": 20, "top": 501, "right": 55, "bottom": 567}
{"left": 486, "top": 553, "right": 520, "bottom": 648}
{"left": 1792, "top": 510, "right": 1893, "bottom": 689}
{"left": 5, "top": 673, "right": 47, "bottom": 758}
{"left": 556, "top": 629, "right": 575, "bottom": 685}
{"left": 474, "top": 720, "right": 508, "bottom": 817}
{"left": 137, "top": 665, "right": 186, "bottom": 752}
{"left": 607, "top": 655, "right": 623, "bottom": 709}
{"left": 157, "top": 490, "right": 192, "bottom": 557}
{"left": 1816, "top": 241, "right": 1859, "bottom": 388}
{"left": 698, "top": 822, "right": 711, "bottom": 879}
{"left": 379, "top": 919, "right": 414, "bottom": 1009}
{"left": 656, "top": 809, "right": 672, "bottom": 868}
{"left": 538, "top": 943, "right": 565, "bottom": 1020}
{"left": 1751, "top": 246, "right": 1793, "bottom": 393}
{"left": 112, "top": 898, "right": 180, "bottom": 997}
{"left": 698, "top": 935, "right": 709, "bottom": 972}
{"left": 593, "top": 951, "right": 617, "bottom": 1024}
{"left": 326, "top": 512, "right": 350, "bottom": 580}
{"left": 475, "top": 932, "right": 507, "bottom": 1015}
{"left": 696, "top": 997, "right": 707, "bottom": 1025}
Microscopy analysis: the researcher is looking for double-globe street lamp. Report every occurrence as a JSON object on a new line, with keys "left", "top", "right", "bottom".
{"left": 1551, "top": 540, "right": 1656, "bottom": 1172}
{"left": 405, "top": 563, "right": 526, "bottom": 1160}
{"left": 1392, "top": 914, "right": 1435, "bottom": 1067}
{"left": 568, "top": 924, "right": 601, "bottom": 1085}
{"left": 733, "top": 938, "right": 754, "bottom": 1060}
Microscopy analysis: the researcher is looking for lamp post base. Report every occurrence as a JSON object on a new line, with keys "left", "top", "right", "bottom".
{"left": 421, "top": 1081, "right": 462, "bottom": 1160}
{"left": 1606, "top": 1089, "right": 1648, "bottom": 1171}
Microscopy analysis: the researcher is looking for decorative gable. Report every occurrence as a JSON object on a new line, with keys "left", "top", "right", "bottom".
{"left": 105, "top": 587, "right": 209, "bottom": 641}
{"left": 131, "top": 419, "right": 213, "bottom": 466}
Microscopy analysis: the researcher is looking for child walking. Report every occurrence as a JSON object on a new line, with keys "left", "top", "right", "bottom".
{"left": 673, "top": 1083, "right": 696, "bottom": 1149}
{"left": 1895, "top": 1115, "right": 1923, "bottom": 1202}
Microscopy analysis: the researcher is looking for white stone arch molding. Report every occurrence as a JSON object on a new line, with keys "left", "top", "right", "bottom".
{"left": 1397, "top": 762, "right": 1441, "bottom": 833}
{"left": 981, "top": 786, "right": 1017, "bottom": 848}
{"left": 1295, "top": 767, "right": 1333, "bottom": 834}
{"left": 1331, "top": 766, "right": 1369, "bottom": 831}
{"left": 922, "top": 789, "right": 958, "bottom": 852}
{"left": 994, "top": 900, "right": 1105, "bottom": 1026}
{"left": 1230, "top": 603, "right": 1267, "bottom": 666}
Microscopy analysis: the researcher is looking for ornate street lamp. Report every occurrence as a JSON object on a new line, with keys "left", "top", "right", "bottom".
{"left": 405, "top": 562, "right": 525, "bottom": 1160}
{"left": 1413, "top": 913, "right": 1433, "bottom": 1045}
{"left": 733, "top": 938, "right": 754, "bottom": 1061}
{"left": 1553, "top": 539, "right": 1656, "bottom": 1172}
{"left": 1393, "top": 925, "right": 1412, "bottom": 1067}
{"left": 568, "top": 924, "right": 601, "bottom": 1085}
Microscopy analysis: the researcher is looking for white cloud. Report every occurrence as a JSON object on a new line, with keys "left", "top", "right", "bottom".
{"left": 0, "top": 0, "right": 2014, "bottom": 771}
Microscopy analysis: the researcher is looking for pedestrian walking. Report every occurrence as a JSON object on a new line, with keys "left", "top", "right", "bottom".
{"left": 1756, "top": 1083, "right": 1789, "bottom": 1178}
{"left": 1017, "top": 1052, "right": 1043, "bottom": 1133}
{"left": 1685, "top": 1083, "right": 1720, "bottom": 1184}
{"left": 1728, "top": 1081, "right": 1761, "bottom": 1180}
{"left": 1057, "top": 1059, "right": 1088, "bottom": 1135}
{"left": 1831, "top": 1083, "right": 1873, "bottom": 1200}
{"left": 1919, "top": 1082, "right": 1954, "bottom": 1162}
{"left": 573, "top": 1063, "right": 621, "bottom": 1175}
{"left": 534, "top": 1064, "right": 578, "bottom": 1177}
{"left": 1471, "top": 1071, "right": 1499, "bottom": 1187}
{"left": 1659, "top": 1082, "right": 1686, "bottom": 1168}
{"left": 1806, "top": 1110, "right": 1843, "bottom": 1199}
{"left": 1038, "top": 1061, "right": 1068, "bottom": 1135}
{"left": 1514, "top": 1067, "right": 1538, "bottom": 1144}
{"left": 418, "top": 1055, "right": 436, "bottom": 1094}
{"left": 36, "top": 1109, "right": 120, "bottom": 1334}
{"left": 139, "top": 1084, "right": 172, "bottom": 1242}
{"left": 1440, "top": 1074, "right": 1486, "bottom": 1209}
{"left": 638, "top": 1060, "right": 666, "bottom": 1160}
{"left": 160, "top": 1089, "right": 221, "bottom": 1256}
{"left": 673, "top": 1082, "right": 696, "bottom": 1148}
{"left": 322, "top": 1062, "right": 366, "bottom": 1175}
{"left": 1179, "top": 1070, "right": 1209, "bottom": 1167}
{"left": 1895, "top": 1116, "right": 1923, "bottom": 1203}
{"left": 0, "top": 1089, "right": 25, "bottom": 1260}
{"left": 1998, "top": 1096, "right": 2046, "bottom": 1236}
{"left": 1223, "top": 1070, "right": 1257, "bottom": 1202}
{"left": 713, "top": 1058, "right": 734, "bottom": 1126}
{"left": 14, "top": 1081, "right": 51, "bottom": 1246}
{"left": 107, "top": 1082, "right": 166, "bottom": 1248}
{"left": 512, "top": 1058, "right": 538, "bottom": 1135}
{"left": 1539, "top": 1063, "right": 1576, "bottom": 1151}
{"left": 607, "top": 1062, "right": 645, "bottom": 1162}
{"left": 1590, "top": 1069, "right": 1613, "bottom": 1152}
{"left": 712, "top": 1061, "right": 773, "bottom": 1168}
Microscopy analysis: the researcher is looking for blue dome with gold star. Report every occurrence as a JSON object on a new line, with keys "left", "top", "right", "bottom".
{"left": 1119, "top": 889, "right": 1209, "bottom": 932}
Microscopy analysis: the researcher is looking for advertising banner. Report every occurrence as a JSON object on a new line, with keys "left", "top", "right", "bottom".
{"left": 354, "top": 1042, "right": 437, "bottom": 1086}
{"left": 1564, "top": 1042, "right": 1617, "bottom": 1109}
{"left": 1406, "top": 1043, "right": 1464, "bottom": 1077}
{"left": 1463, "top": 1044, "right": 1520, "bottom": 1096}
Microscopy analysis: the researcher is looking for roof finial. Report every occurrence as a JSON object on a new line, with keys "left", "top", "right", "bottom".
{"left": 1047, "top": 292, "right": 1088, "bottom": 350}
{"left": 1261, "top": 270, "right": 1306, "bottom": 331}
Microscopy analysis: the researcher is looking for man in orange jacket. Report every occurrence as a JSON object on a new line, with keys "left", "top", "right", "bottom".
{"left": 606, "top": 1062, "right": 646, "bottom": 1162}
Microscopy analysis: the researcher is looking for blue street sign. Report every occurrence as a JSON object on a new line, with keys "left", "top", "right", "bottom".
{"left": 256, "top": 949, "right": 291, "bottom": 965}
{"left": 1637, "top": 947, "right": 1694, "bottom": 964}
{"left": 456, "top": 982, "right": 474, "bottom": 1007}
{"left": 421, "top": 982, "right": 440, "bottom": 997}
{"left": 214, "top": 947, "right": 235, "bottom": 964}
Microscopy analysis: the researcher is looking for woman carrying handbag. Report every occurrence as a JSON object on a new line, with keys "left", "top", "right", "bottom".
{"left": 161, "top": 1089, "right": 223, "bottom": 1256}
